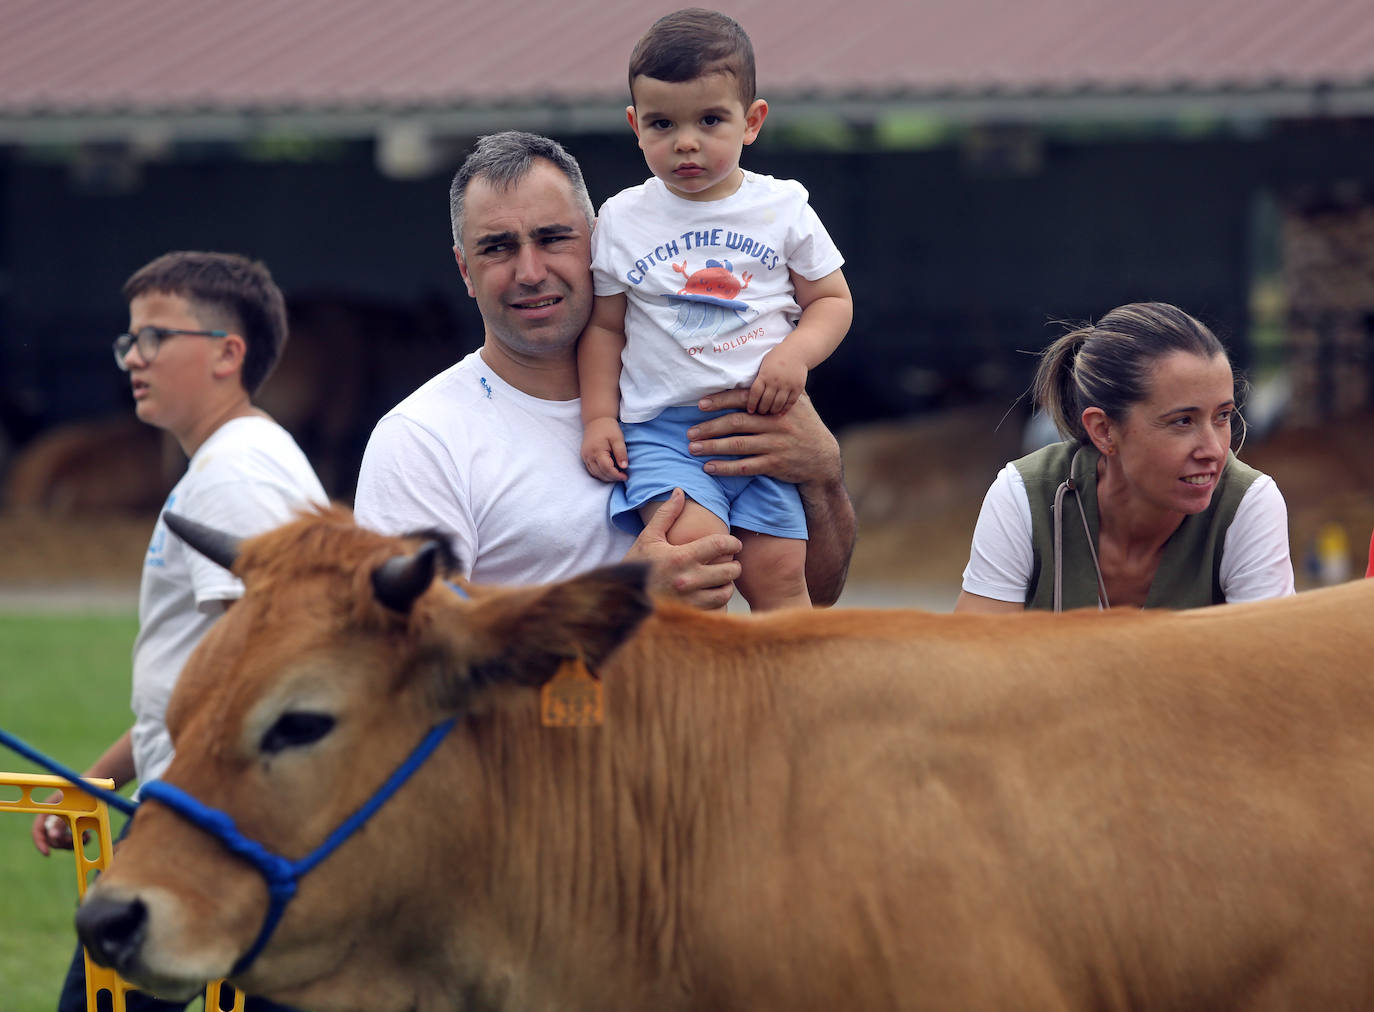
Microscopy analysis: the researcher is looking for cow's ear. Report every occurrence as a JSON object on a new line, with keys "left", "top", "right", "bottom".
{"left": 445, "top": 563, "right": 653, "bottom": 696}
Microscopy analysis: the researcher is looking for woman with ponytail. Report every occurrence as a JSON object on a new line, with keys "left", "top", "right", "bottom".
{"left": 955, "top": 302, "right": 1294, "bottom": 612}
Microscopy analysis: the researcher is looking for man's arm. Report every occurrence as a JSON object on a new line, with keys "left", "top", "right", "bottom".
{"left": 687, "top": 390, "right": 855, "bottom": 606}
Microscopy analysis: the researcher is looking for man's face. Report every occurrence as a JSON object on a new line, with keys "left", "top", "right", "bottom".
{"left": 455, "top": 160, "right": 593, "bottom": 361}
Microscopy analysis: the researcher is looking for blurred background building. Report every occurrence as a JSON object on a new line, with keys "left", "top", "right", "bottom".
{"left": 1, "top": 0, "right": 1373, "bottom": 519}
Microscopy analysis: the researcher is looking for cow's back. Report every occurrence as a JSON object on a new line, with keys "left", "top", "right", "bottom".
{"left": 599, "top": 582, "right": 1374, "bottom": 1010}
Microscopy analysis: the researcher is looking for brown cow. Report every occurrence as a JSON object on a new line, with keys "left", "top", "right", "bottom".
{"left": 77, "top": 506, "right": 1374, "bottom": 1011}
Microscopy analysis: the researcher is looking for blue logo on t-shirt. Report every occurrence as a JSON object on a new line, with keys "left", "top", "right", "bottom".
{"left": 146, "top": 492, "right": 175, "bottom": 568}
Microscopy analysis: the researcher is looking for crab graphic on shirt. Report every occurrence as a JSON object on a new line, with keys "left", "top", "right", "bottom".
{"left": 663, "top": 259, "right": 752, "bottom": 339}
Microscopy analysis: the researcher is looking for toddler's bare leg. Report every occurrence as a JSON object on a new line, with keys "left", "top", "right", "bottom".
{"left": 734, "top": 530, "right": 811, "bottom": 612}
{"left": 638, "top": 497, "right": 730, "bottom": 549}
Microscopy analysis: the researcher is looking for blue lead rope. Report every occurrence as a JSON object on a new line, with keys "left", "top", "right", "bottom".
{"left": 0, "top": 727, "right": 138, "bottom": 816}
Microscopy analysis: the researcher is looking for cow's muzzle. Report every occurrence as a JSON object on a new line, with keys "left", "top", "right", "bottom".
{"left": 74, "top": 891, "right": 205, "bottom": 1000}
{"left": 75, "top": 892, "right": 148, "bottom": 974}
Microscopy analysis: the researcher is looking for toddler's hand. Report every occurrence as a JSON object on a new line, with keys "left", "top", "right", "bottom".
{"left": 582, "top": 417, "right": 629, "bottom": 482}
{"left": 748, "top": 346, "right": 808, "bottom": 414}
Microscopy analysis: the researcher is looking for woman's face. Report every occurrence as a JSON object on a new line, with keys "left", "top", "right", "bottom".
{"left": 1106, "top": 351, "right": 1237, "bottom": 516}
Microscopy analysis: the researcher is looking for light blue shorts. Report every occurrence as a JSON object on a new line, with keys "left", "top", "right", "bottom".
{"left": 609, "top": 405, "right": 808, "bottom": 540}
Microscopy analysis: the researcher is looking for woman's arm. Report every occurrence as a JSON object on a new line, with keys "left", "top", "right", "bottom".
{"left": 952, "top": 590, "right": 1025, "bottom": 614}
{"left": 1220, "top": 475, "right": 1296, "bottom": 602}
{"left": 954, "top": 463, "right": 1034, "bottom": 612}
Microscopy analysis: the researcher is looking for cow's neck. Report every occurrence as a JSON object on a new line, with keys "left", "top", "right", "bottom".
{"left": 470, "top": 610, "right": 790, "bottom": 1008}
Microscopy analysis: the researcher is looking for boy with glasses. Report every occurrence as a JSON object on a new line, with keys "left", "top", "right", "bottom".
{"left": 33, "top": 250, "right": 324, "bottom": 1012}
{"left": 113, "top": 323, "right": 228, "bottom": 365}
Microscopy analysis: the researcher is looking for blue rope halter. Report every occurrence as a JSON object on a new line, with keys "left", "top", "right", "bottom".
{"left": 141, "top": 718, "right": 457, "bottom": 975}
{"left": 1, "top": 718, "right": 457, "bottom": 976}
{"left": 1, "top": 580, "right": 472, "bottom": 978}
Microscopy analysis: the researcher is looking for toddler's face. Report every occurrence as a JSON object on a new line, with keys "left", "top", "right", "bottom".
{"left": 627, "top": 72, "right": 766, "bottom": 202}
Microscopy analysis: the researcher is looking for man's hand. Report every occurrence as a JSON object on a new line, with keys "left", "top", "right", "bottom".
{"left": 690, "top": 389, "right": 842, "bottom": 484}
{"left": 581, "top": 416, "right": 629, "bottom": 482}
{"left": 748, "top": 345, "right": 808, "bottom": 416}
{"left": 624, "top": 489, "right": 742, "bottom": 610}
{"left": 689, "top": 388, "right": 855, "bottom": 607}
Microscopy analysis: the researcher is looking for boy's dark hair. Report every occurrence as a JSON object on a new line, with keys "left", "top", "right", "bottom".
{"left": 122, "top": 251, "right": 287, "bottom": 396}
{"left": 628, "top": 8, "right": 756, "bottom": 108}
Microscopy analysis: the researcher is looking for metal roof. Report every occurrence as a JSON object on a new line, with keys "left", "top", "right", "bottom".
{"left": 3, "top": 0, "right": 1373, "bottom": 146}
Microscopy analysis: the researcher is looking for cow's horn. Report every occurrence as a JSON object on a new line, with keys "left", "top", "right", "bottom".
{"left": 162, "top": 512, "right": 241, "bottom": 572}
{"left": 372, "top": 542, "right": 440, "bottom": 613}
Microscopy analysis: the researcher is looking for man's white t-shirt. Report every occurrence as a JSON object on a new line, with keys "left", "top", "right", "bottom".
{"left": 353, "top": 351, "right": 635, "bottom": 585}
{"left": 592, "top": 171, "right": 844, "bottom": 422}
{"left": 131, "top": 415, "right": 326, "bottom": 789}
{"left": 960, "top": 462, "right": 1296, "bottom": 605}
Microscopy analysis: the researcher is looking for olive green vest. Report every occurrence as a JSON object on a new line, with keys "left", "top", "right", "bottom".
{"left": 1015, "top": 442, "right": 1260, "bottom": 611}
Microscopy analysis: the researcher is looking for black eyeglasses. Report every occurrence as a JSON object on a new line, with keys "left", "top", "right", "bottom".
{"left": 113, "top": 326, "right": 228, "bottom": 369}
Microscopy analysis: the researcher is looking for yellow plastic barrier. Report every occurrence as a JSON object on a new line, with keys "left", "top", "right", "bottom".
{"left": 1, "top": 771, "right": 245, "bottom": 1012}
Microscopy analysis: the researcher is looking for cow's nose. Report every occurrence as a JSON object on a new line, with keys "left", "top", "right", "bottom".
{"left": 76, "top": 894, "right": 148, "bottom": 971}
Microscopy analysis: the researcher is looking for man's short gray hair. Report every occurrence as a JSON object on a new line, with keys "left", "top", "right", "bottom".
{"left": 449, "top": 131, "right": 596, "bottom": 248}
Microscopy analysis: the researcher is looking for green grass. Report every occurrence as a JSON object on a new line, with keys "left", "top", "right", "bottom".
{"left": 0, "top": 611, "right": 137, "bottom": 1012}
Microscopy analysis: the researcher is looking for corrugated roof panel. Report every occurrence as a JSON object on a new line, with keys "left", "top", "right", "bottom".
{"left": 1, "top": 0, "right": 1372, "bottom": 119}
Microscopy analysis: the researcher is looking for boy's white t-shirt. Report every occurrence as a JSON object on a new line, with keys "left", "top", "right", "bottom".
{"left": 592, "top": 171, "right": 844, "bottom": 422}
{"left": 130, "top": 415, "right": 326, "bottom": 789}
{"left": 353, "top": 351, "right": 636, "bottom": 585}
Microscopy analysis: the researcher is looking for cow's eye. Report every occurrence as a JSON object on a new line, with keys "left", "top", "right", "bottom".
{"left": 260, "top": 712, "right": 336, "bottom": 755}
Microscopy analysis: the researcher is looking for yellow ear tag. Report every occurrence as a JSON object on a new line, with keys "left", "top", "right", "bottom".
{"left": 540, "top": 657, "right": 604, "bottom": 727}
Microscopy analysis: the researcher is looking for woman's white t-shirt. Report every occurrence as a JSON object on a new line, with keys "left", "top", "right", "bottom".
{"left": 960, "top": 462, "right": 1295, "bottom": 605}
